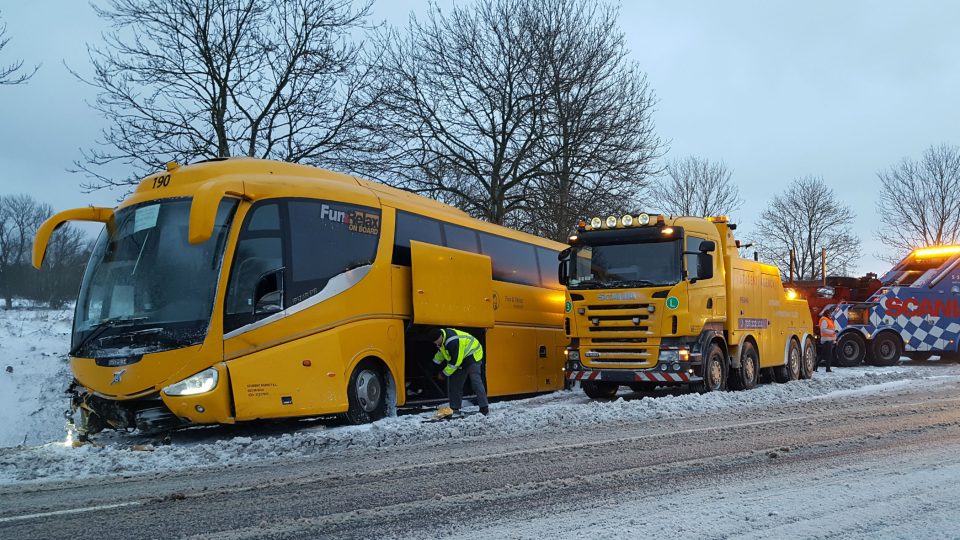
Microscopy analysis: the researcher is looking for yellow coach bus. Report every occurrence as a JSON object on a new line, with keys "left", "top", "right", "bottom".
{"left": 33, "top": 158, "right": 568, "bottom": 435}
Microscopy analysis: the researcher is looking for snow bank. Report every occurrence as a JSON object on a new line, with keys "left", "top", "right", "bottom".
{"left": 3, "top": 361, "right": 958, "bottom": 485}
{"left": 0, "top": 307, "right": 74, "bottom": 448}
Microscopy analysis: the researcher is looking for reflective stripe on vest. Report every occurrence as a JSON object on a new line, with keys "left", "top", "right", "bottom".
{"left": 436, "top": 329, "right": 484, "bottom": 375}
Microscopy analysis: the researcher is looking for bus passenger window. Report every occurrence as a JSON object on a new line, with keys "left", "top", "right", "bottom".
{"left": 479, "top": 233, "right": 540, "bottom": 286}
{"left": 536, "top": 247, "right": 562, "bottom": 290}
{"left": 286, "top": 200, "right": 380, "bottom": 307}
{"left": 443, "top": 223, "right": 480, "bottom": 253}
{"left": 393, "top": 211, "right": 442, "bottom": 265}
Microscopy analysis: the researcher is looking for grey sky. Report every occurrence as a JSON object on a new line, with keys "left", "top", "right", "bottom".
{"left": 1, "top": 1, "right": 958, "bottom": 275}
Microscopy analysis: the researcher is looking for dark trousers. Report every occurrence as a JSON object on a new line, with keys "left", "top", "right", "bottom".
{"left": 818, "top": 341, "right": 834, "bottom": 371}
{"left": 447, "top": 357, "right": 488, "bottom": 410}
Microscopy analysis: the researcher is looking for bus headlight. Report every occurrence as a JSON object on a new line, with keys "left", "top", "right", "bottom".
{"left": 164, "top": 367, "right": 219, "bottom": 396}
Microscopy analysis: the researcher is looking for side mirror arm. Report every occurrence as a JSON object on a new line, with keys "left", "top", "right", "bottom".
{"left": 33, "top": 207, "right": 114, "bottom": 269}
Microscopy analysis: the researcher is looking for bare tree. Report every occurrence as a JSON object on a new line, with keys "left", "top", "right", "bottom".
{"left": 650, "top": 155, "right": 742, "bottom": 218}
{"left": 0, "top": 11, "right": 39, "bottom": 85}
{"left": 521, "top": 0, "right": 662, "bottom": 241}
{"left": 754, "top": 176, "right": 860, "bottom": 280}
{"left": 876, "top": 143, "right": 960, "bottom": 261}
{"left": 366, "top": 0, "right": 556, "bottom": 225}
{"left": 0, "top": 195, "right": 53, "bottom": 308}
{"left": 74, "top": 0, "right": 381, "bottom": 190}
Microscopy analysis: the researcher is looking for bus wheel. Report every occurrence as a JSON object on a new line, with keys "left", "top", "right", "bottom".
{"left": 835, "top": 333, "right": 866, "bottom": 367}
{"left": 870, "top": 332, "right": 902, "bottom": 366}
{"left": 342, "top": 362, "right": 387, "bottom": 425}
{"left": 800, "top": 337, "right": 817, "bottom": 379}
{"left": 693, "top": 343, "right": 727, "bottom": 393}
{"left": 730, "top": 341, "right": 759, "bottom": 391}
{"left": 582, "top": 381, "right": 618, "bottom": 399}
{"left": 774, "top": 339, "right": 801, "bottom": 383}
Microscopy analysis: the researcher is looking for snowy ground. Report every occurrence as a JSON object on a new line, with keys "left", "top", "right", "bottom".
{"left": 4, "top": 307, "right": 960, "bottom": 488}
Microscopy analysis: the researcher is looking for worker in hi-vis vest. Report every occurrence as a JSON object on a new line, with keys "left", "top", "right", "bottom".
{"left": 429, "top": 327, "right": 489, "bottom": 419}
{"left": 817, "top": 305, "right": 836, "bottom": 373}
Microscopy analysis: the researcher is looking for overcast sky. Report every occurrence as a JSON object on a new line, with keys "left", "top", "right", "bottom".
{"left": 1, "top": 1, "right": 959, "bottom": 275}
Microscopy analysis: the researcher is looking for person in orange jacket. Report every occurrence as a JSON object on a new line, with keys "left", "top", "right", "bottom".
{"left": 817, "top": 305, "right": 836, "bottom": 373}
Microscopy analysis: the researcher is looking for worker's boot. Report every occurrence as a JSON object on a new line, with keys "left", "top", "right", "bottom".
{"left": 432, "top": 406, "right": 454, "bottom": 420}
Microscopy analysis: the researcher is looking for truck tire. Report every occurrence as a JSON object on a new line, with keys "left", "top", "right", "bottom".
{"left": 692, "top": 343, "right": 727, "bottom": 393}
{"left": 835, "top": 332, "right": 867, "bottom": 367}
{"left": 870, "top": 332, "right": 902, "bottom": 366}
{"left": 773, "top": 339, "right": 801, "bottom": 383}
{"left": 582, "top": 381, "right": 619, "bottom": 399}
{"left": 729, "top": 341, "right": 759, "bottom": 391}
{"left": 799, "top": 336, "right": 817, "bottom": 379}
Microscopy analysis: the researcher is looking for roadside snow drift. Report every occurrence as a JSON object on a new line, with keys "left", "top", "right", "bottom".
{"left": 3, "top": 307, "right": 960, "bottom": 486}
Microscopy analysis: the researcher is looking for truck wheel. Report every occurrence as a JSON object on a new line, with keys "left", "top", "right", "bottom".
{"left": 773, "top": 339, "right": 801, "bottom": 383}
{"left": 730, "top": 341, "right": 759, "bottom": 391}
{"left": 340, "top": 361, "right": 387, "bottom": 425}
{"left": 692, "top": 343, "right": 727, "bottom": 393}
{"left": 870, "top": 332, "right": 902, "bottom": 366}
{"left": 800, "top": 337, "right": 817, "bottom": 379}
{"left": 835, "top": 332, "right": 866, "bottom": 367}
{"left": 582, "top": 381, "right": 619, "bottom": 399}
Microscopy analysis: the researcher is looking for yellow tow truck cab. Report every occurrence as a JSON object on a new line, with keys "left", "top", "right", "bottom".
{"left": 561, "top": 213, "right": 814, "bottom": 397}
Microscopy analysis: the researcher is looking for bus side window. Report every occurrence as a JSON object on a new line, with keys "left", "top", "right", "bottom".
{"left": 479, "top": 233, "right": 540, "bottom": 287}
{"left": 224, "top": 202, "right": 283, "bottom": 333}
{"left": 443, "top": 223, "right": 480, "bottom": 253}
{"left": 536, "top": 247, "right": 562, "bottom": 290}
{"left": 392, "top": 211, "right": 442, "bottom": 266}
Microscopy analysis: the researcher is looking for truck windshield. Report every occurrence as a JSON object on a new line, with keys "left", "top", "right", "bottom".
{"left": 568, "top": 239, "right": 682, "bottom": 289}
{"left": 72, "top": 198, "right": 238, "bottom": 358}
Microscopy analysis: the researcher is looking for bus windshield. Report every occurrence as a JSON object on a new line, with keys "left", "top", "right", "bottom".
{"left": 72, "top": 198, "right": 238, "bottom": 357}
{"left": 568, "top": 238, "right": 682, "bottom": 289}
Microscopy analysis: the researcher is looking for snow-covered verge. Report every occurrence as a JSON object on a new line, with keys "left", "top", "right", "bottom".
{"left": 3, "top": 308, "right": 960, "bottom": 487}
{"left": 0, "top": 306, "right": 73, "bottom": 448}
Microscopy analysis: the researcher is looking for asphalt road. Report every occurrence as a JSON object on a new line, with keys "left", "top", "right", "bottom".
{"left": 3, "top": 382, "right": 960, "bottom": 539}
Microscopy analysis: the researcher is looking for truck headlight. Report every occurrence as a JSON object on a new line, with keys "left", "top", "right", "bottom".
{"left": 658, "top": 350, "right": 679, "bottom": 363}
{"left": 568, "top": 350, "right": 580, "bottom": 361}
{"left": 164, "top": 367, "right": 219, "bottom": 396}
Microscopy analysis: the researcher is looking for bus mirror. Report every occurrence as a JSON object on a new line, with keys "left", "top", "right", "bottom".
{"left": 558, "top": 247, "right": 571, "bottom": 261}
{"left": 254, "top": 268, "right": 284, "bottom": 315}
{"left": 189, "top": 179, "right": 250, "bottom": 244}
{"left": 696, "top": 253, "right": 714, "bottom": 280}
{"left": 699, "top": 240, "right": 716, "bottom": 253}
{"left": 33, "top": 207, "right": 114, "bottom": 269}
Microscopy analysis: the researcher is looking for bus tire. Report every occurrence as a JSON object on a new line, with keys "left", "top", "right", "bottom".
{"left": 870, "top": 332, "right": 902, "bottom": 366}
{"left": 800, "top": 336, "right": 817, "bottom": 379}
{"left": 692, "top": 343, "right": 727, "bottom": 393}
{"left": 730, "top": 341, "right": 759, "bottom": 391}
{"left": 835, "top": 332, "right": 866, "bottom": 367}
{"left": 773, "top": 339, "right": 801, "bottom": 383}
{"left": 341, "top": 361, "right": 387, "bottom": 425}
{"left": 582, "top": 381, "right": 618, "bottom": 399}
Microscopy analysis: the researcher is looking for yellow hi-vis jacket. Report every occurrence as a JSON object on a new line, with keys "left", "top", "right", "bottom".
{"left": 432, "top": 328, "right": 484, "bottom": 376}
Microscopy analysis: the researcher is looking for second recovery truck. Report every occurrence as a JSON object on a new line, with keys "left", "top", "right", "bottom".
{"left": 560, "top": 214, "right": 814, "bottom": 398}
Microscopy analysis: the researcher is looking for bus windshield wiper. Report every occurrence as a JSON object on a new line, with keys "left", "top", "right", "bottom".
{"left": 570, "top": 279, "right": 607, "bottom": 289}
{"left": 70, "top": 316, "right": 149, "bottom": 356}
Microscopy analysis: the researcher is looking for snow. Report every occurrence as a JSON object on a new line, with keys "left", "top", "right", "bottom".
{"left": 4, "top": 307, "right": 960, "bottom": 488}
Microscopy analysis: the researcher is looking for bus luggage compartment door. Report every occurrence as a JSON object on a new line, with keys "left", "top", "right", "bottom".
{"left": 410, "top": 240, "right": 495, "bottom": 328}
